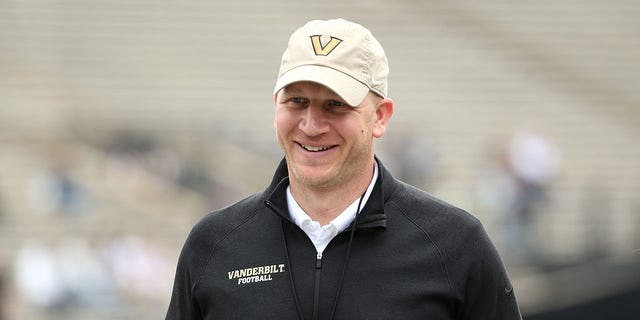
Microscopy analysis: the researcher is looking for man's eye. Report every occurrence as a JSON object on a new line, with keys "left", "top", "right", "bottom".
{"left": 328, "top": 100, "right": 346, "bottom": 107}
{"left": 291, "top": 97, "right": 306, "bottom": 104}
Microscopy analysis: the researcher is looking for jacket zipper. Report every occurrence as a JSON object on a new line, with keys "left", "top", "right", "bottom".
{"left": 312, "top": 251, "right": 322, "bottom": 320}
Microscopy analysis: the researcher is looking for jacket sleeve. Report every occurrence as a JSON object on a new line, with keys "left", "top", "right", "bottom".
{"left": 165, "top": 220, "right": 212, "bottom": 320}
{"left": 456, "top": 221, "right": 522, "bottom": 320}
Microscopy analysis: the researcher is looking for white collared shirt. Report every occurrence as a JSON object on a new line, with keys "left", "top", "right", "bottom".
{"left": 286, "top": 162, "right": 379, "bottom": 254}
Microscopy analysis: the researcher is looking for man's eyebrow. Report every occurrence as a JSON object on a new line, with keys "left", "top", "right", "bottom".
{"left": 281, "top": 84, "right": 303, "bottom": 95}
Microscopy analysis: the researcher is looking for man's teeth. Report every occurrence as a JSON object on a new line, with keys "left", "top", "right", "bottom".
{"left": 302, "top": 145, "right": 330, "bottom": 152}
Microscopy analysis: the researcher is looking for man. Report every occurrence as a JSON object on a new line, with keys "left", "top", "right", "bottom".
{"left": 166, "top": 18, "right": 521, "bottom": 320}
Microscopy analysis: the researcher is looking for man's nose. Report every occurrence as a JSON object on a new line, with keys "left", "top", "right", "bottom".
{"left": 299, "top": 105, "right": 330, "bottom": 136}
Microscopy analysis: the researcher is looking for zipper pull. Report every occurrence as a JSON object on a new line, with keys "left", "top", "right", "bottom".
{"left": 316, "top": 251, "right": 322, "bottom": 269}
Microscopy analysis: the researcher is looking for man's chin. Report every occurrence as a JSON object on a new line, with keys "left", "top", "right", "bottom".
{"left": 290, "top": 166, "right": 336, "bottom": 189}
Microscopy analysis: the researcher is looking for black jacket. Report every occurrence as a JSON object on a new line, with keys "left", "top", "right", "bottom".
{"left": 166, "top": 158, "right": 521, "bottom": 320}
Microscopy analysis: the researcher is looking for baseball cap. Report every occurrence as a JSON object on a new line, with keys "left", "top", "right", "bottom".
{"left": 273, "top": 18, "right": 389, "bottom": 106}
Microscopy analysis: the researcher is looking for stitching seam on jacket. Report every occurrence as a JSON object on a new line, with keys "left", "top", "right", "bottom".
{"left": 390, "top": 201, "right": 456, "bottom": 312}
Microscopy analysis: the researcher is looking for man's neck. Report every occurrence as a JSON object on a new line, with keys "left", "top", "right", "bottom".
{"left": 289, "top": 161, "right": 376, "bottom": 226}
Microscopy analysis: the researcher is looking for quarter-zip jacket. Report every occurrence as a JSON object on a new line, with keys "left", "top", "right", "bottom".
{"left": 166, "top": 158, "right": 522, "bottom": 320}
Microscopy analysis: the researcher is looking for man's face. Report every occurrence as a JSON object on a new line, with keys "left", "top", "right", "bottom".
{"left": 274, "top": 81, "right": 391, "bottom": 190}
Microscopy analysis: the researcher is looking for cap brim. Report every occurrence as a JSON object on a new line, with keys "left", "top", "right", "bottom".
{"left": 273, "top": 65, "right": 369, "bottom": 107}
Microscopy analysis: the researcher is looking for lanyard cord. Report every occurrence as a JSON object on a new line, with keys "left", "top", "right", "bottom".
{"left": 280, "top": 219, "right": 306, "bottom": 320}
{"left": 328, "top": 191, "right": 365, "bottom": 319}
{"left": 280, "top": 191, "right": 366, "bottom": 320}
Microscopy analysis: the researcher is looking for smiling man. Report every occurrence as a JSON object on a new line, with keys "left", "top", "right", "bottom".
{"left": 166, "top": 19, "right": 522, "bottom": 320}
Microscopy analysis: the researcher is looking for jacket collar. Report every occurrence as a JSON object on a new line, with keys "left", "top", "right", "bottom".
{"left": 263, "top": 156, "right": 397, "bottom": 230}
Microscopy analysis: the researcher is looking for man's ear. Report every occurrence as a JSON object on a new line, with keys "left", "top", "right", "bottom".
{"left": 372, "top": 98, "right": 394, "bottom": 138}
{"left": 273, "top": 94, "right": 278, "bottom": 129}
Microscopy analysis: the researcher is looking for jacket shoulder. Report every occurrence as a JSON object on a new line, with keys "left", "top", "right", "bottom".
{"left": 174, "top": 193, "right": 266, "bottom": 292}
{"left": 166, "top": 192, "right": 269, "bottom": 318}
{"left": 386, "top": 180, "right": 496, "bottom": 280}
{"left": 387, "top": 181, "right": 482, "bottom": 232}
{"left": 188, "top": 192, "right": 265, "bottom": 246}
{"left": 388, "top": 181, "right": 520, "bottom": 318}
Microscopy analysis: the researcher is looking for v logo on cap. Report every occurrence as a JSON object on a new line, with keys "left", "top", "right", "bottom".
{"left": 310, "top": 35, "right": 343, "bottom": 56}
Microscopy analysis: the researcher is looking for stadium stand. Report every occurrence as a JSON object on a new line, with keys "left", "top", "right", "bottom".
{"left": 1, "top": 0, "right": 638, "bottom": 319}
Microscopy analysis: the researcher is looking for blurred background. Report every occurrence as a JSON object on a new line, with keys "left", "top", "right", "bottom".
{"left": 0, "top": 0, "right": 639, "bottom": 319}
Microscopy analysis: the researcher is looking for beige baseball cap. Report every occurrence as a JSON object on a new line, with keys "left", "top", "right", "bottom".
{"left": 273, "top": 18, "right": 389, "bottom": 106}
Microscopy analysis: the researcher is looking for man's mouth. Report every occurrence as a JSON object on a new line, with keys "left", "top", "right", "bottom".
{"left": 298, "top": 143, "right": 334, "bottom": 152}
